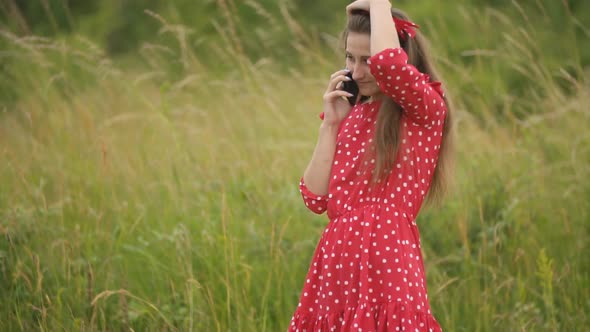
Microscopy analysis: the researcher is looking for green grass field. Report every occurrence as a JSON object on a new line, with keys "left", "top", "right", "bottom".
{"left": 1, "top": 1, "right": 589, "bottom": 331}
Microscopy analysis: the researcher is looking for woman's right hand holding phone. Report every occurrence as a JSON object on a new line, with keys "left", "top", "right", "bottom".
{"left": 322, "top": 69, "right": 355, "bottom": 128}
{"left": 304, "top": 69, "right": 354, "bottom": 196}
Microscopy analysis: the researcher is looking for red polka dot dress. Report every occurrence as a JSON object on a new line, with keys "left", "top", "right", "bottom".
{"left": 289, "top": 48, "right": 447, "bottom": 332}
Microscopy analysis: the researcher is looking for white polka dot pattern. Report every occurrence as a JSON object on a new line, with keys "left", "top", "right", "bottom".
{"left": 292, "top": 48, "right": 446, "bottom": 332}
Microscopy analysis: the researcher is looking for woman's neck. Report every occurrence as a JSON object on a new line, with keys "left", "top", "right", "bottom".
{"left": 364, "top": 93, "right": 385, "bottom": 104}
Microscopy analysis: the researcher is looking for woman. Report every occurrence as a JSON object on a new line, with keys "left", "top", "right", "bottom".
{"left": 289, "top": 0, "right": 453, "bottom": 331}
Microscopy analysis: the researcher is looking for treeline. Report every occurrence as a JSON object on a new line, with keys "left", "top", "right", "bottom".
{"left": 2, "top": 0, "right": 589, "bottom": 60}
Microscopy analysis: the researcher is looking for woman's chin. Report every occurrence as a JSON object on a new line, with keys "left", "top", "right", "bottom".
{"left": 358, "top": 88, "right": 371, "bottom": 97}
{"left": 358, "top": 86, "right": 380, "bottom": 98}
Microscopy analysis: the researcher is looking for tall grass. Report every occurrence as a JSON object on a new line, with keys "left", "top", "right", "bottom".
{"left": 1, "top": 1, "right": 589, "bottom": 331}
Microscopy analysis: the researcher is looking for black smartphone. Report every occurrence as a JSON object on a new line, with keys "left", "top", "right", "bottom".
{"left": 341, "top": 71, "right": 359, "bottom": 106}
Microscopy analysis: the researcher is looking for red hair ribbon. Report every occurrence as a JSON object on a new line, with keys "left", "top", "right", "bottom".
{"left": 393, "top": 17, "right": 419, "bottom": 40}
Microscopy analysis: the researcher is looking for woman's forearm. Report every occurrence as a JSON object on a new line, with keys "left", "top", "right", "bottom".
{"left": 369, "top": 0, "right": 400, "bottom": 55}
{"left": 302, "top": 124, "right": 340, "bottom": 196}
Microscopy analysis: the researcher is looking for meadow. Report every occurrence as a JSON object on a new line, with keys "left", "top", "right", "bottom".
{"left": 0, "top": 0, "right": 589, "bottom": 331}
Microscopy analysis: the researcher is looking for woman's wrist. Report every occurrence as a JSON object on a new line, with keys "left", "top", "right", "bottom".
{"left": 319, "top": 122, "right": 340, "bottom": 136}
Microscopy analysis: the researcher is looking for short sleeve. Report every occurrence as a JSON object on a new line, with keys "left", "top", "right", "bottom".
{"left": 368, "top": 48, "right": 447, "bottom": 129}
{"left": 299, "top": 178, "right": 328, "bottom": 214}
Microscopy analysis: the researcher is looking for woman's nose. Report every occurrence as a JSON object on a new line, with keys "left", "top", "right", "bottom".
{"left": 352, "top": 63, "right": 366, "bottom": 81}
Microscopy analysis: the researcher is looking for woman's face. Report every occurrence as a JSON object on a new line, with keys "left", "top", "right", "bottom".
{"left": 345, "top": 32, "right": 382, "bottom": 98}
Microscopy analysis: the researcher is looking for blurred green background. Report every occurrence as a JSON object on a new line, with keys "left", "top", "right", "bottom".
{"left": 1, "top": 0, "right": 589, "bottom": 331}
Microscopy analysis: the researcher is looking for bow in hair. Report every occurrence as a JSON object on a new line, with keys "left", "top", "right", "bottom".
{"left": 393, "top": 17, "right": 419, "bottom": 40}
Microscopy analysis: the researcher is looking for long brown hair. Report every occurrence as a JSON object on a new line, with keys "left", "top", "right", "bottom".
{"left": 343, "top": 9, "right": 454, "bottom": 206}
